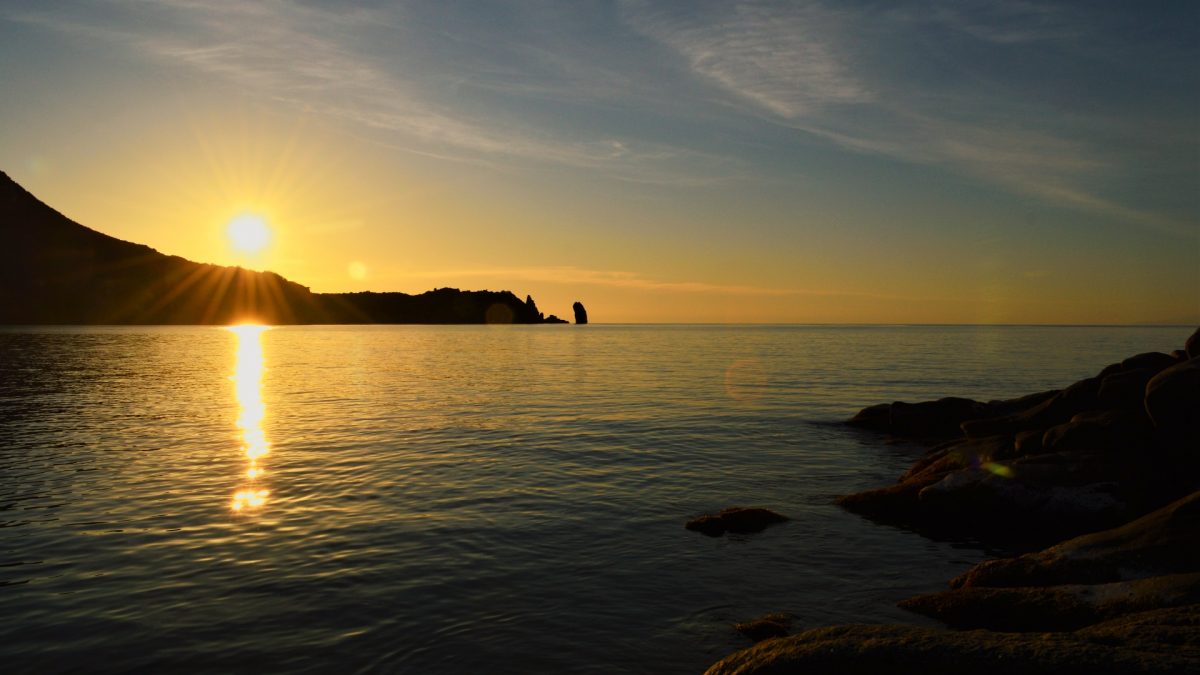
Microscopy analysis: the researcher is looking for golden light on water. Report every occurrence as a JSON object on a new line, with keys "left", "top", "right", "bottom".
{"left": 229, "top": 324, "right": 271, "bottom": 512}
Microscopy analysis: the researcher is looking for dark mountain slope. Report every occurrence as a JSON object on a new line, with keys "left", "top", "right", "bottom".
{"left": 0, "top": 171, "right": 567, "bottom": 325}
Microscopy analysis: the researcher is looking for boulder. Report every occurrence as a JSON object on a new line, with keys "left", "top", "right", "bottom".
{"left": 962, "top": 377, "right": 1100, "bottom": 438}
{"left": 1144, "top": 359, "right": 1200, "bottom": 470}
{"left": 1186, "top": 326, "right": 1200, "bottom": 359}
{"left": 1040, "top": 410, "right": 1151, "bottom": 457}
{"left": 703, "top": 607, "right": 1200, "bottom": 675}
{"left": 734, "top": 613, "right": 793, "bottom": 642}
{"left": 887, "top": 397, "right": 987, "bottom": 439}
{"left": 686, "top": 507, "right": 788, "bottom": 537}
{"left": 1119, "top": 351, "right": 1178, "bottom": 373}
{"left": 950, "top": 490, "right": 1200, "bottom": 589}
{"left": 845, "top": 390, "right": 1059, "bottom": 440}
{"left": 844, "top": 403, "right": 891, "bottom": 432}
{"left": 899, "top": 572, "right": 1200, "bottom": 632}
{"left": 1096, "top": 367, "right": 1160, "bottom": 411}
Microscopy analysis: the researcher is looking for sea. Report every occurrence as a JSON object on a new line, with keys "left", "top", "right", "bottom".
{"left": 0, "top": 324, "right": 1191, "bottom": 674}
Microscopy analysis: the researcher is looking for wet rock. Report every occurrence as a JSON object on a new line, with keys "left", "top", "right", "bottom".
{"left": 703, "top": 607, "right": 1200, "bottom": 674}
{"left": 845, "top": 403, "right": 891, "bottom": 432}
{"left": 734, "top": 613, "right": 793, "bottom": 642}
{"left": 962, "top": 377, "right": 1100, "bottom": 438}
{"left": 887, "top": 397, "right": 988, "bottom": 439}
{"left": 686, "top": 507, "right": 788, "bottom": 537}
{"left": 950, "top": 490, "right": 1200, "bottom": 589}
{"left": 845, "top": 390, "right": 1058, "bottom": 440}
{"left": 899, "top": 572, "right": 1200, "bottom": 632}
{"left": 837, "top": 431, "right": 1139, "bottom": 543}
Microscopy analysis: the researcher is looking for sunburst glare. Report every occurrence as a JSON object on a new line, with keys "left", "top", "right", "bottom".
{"left": 226, "top": 214, "right": 272, "bottom": 255}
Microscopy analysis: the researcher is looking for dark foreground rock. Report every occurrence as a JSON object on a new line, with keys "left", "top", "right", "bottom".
{"left": 900, "top": 572, "right": 1200, "bottom": 632}
{"left": 895, "top": 490, "right": 1200, "bottom": 632}
{"left": 704, "top": 332, "right": 1200, "bottom": 673}
{"left": 837, "top": 332, "right": 1198, "bottom": 546}
{"left": 951, "top": 490, "right": 1200, "bottom": 589}
{"left": 703, "top": 606, "right": 1200, "bottom": 675}
{"left": 686, "top": 507, "right": 788, "bottom": 537}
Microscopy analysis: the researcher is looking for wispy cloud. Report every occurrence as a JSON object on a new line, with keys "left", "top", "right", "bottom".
{"left": 625, "top": 1, "right": 870, "bottom": 119}
{"left": 5, "top": 0, "right": 742, "bottom": 186}
{"left": 624, "top": 0, "right": 1195, "bottom": 236}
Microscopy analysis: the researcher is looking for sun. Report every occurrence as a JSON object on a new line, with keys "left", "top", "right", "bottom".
{"left": 226, "top": 214, "right": 272, "bottom": 255}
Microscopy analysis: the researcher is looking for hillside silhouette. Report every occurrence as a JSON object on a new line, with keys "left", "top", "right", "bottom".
{"left": 0, "top": 171, "right": 572, "bottom": 325}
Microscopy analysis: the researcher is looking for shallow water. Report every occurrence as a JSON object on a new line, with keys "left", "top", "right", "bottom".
{"left": 0, "top": 324, "right": 1190, "bottom": 673}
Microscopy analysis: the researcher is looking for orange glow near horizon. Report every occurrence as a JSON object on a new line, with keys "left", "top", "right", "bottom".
{"left": 229, "top": 324, "right": 271, "bottom": 512}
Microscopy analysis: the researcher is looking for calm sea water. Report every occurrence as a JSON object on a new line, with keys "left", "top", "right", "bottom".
{"left": 0, "top": 325, "right": 1191, "bottom": 673}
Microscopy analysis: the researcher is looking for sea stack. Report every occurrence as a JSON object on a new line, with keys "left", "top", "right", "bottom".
{"left": 573, "top": 301, "right": 588, "bottom": 325}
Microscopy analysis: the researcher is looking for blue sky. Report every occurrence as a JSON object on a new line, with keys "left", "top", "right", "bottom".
{"left": 1, "top": 1, "right": 1197, "bottom": 322}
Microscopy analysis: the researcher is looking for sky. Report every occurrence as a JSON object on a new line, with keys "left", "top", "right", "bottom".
{"left": 1, "top": 0, "right": 1197, "bottom": 323}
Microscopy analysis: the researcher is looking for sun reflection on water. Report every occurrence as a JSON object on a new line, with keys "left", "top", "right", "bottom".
{"left": 229, "top": 325, "right": 271, "bottom": 512}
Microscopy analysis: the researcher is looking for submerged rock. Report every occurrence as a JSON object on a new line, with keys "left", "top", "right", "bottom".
{"left": 685, "top": 507, "right": 788, "bottom": 537}
{"left": 734, "top": 613, "right": 793, "bottom": 642}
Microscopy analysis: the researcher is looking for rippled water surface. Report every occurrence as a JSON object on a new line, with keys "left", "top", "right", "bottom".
{"left": 0, "top": 325, "right": 1191, "bottom": 673}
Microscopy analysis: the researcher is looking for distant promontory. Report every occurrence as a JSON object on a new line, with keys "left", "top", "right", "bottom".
{"left": 0, "top": 171, "right": 579, "bottom": 325}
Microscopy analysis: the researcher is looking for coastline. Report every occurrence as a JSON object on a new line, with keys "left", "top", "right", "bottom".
{"left": 703, "top": 327, "right": 1200, "bottom": 673}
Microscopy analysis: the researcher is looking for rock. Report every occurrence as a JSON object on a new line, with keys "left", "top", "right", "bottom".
{"left": 950, "top": 490, "right": 1200, "bottom": 589}
{"left": 1040, "top": 410, "right": 1151, "bottom": 457}
{"left": 1014, "top": 428, "right": 1045, "bottom": 456}
{"left": 1119, "top": 352, "right": 1178, "bottom": 373}
{"left": 543, "top": 314, "right": 568, "bottom": 324}
{"left": 899, "top": 572, "right": 1200, "bottom": 632}
{"left": 845, "top": 403, "right": 891, "bottom": 432}
{"left": 734, "top": 613, "right": 793, "bottom": 642}
{"left": 703, "top": 607, "right": 1200, "bottom": 674}
{"left": 1097, "top": 367, "right": 1161, "bottom": 411}
{"left": 572, "top": 301, "right": 588, "bottom": 325}
{"left": 888, "top": 397, "right": 987, "bottom": 439}
{"left": 1144, "top": 359, "right": 1200, "bottom": 472}
{"left": 962, "top": 377, "right": 1100, "bottom": 438}
{"left": 1187, "top": 327, "right": 1200, "bottom": 359}
{"left": 845, "top": 390, "right": 1058, "bottom": 440}
{"left": 685, "top": 507, "right": 788, "bottom": 537}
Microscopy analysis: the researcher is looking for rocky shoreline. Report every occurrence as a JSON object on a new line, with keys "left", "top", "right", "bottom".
{"left": 701, "top": 327, "right": 1200, "bottom": 674}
